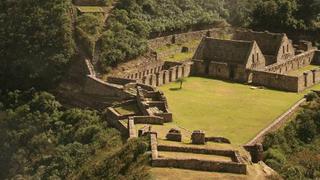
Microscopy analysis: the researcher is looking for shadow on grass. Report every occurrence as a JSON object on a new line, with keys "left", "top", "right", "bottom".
{"left": 169, "top": 87, "right": 182, "bottom": 91}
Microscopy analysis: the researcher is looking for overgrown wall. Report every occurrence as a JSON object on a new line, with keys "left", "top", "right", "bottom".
{"left": 149, "top": 28, "right": 233, "bottom": 50}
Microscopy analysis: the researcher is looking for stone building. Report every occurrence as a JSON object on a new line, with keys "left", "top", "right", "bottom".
{"left": 192, "top": 37, "right": 266, "bottom": 82}
{"left": 233, "top": 30, "right": 295, "bottom": 65}
{"left": 191, "top": 30, "right": 320, "bottom": 92}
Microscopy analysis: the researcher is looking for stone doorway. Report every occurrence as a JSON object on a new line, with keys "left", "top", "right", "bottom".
{"left": 229, "top": 65, "right": 236, "bottom": 80}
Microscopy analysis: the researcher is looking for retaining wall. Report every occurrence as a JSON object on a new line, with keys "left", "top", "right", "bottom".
{"left": 133, "top": 116, "right": 164, "bottom": 125}
{"left": 84, "top": 75, "right": 133, "bottom": 98}
{"left": 158, "top": 145, "right": 236, "bottom": 158}
{"left": 152, "top": 158, "right": 247, "bottom": 174}
{"left": 104, "top": 108, "right": 128, "bottom": 137}
{"left": 149, "top": 28, "right": 232, "bottom": 50}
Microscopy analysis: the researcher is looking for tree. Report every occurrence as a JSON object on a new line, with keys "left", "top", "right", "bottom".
{"left": 0, "top": 0, "right": 74, "bottom": 91}
{"left": 176, "top": 78, "right": 187, "bottom": 89}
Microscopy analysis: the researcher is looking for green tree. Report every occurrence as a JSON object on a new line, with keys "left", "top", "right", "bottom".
{"left": 0, "top": 0, "right": 75, "bottom": 91}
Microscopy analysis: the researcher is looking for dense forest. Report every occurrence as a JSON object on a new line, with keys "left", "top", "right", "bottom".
{"left": 1, "top": 0, "right": 320, "bottom": 179}
{"left": 0, "top": 90, "right": 150, "bottom": 179}
{"left": 263, "top": 92, "right": 320, "bottom": 179}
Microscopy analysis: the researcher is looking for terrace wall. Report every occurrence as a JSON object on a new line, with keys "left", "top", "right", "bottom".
{"left": 152, "top": 159, "right": 247, "bottom": 174}
{"left": 104, "top": 108, "right": 128, "bottom": 137}
{"left": 149, "top": 28, "right": 232, "bottom": 50}
{"left": 84, "top": 75, "right": 133, "bottom": 98}
{"left": 133, "top": 116, "right": 164, "bottom": 125}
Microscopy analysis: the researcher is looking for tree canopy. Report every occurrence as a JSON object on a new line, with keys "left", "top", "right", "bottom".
{"left": 0, "top": 90, "right": 149, "bottom": 179}
{"left": 0, "top": 0, "right": 75, "bottom": 91}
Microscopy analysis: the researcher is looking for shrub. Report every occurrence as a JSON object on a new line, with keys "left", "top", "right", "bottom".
{"left": 305, "top": 92, "right": 319, "bottom": 102}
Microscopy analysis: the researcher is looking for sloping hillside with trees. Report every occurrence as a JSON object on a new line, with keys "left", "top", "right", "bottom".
{"left": 263, "top": 92, "right": 320, "bottom": 179}
{"left": 0, "top": 90, "right": 149, "bottom": 179}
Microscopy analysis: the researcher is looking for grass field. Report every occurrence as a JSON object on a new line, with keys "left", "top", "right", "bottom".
{"left": 159, "top": 77, "right": 313, "bottom": 145}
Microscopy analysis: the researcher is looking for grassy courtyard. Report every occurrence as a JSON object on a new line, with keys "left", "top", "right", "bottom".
{"left": 159, "top": 77, "right": 312, "bottom": 145}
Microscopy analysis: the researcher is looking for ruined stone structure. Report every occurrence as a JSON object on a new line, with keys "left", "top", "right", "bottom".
{"left": 192, "top": 30, "right": 320, "bottom": 92}
{"left": 166, "top": 129, "right": 182, "bottom": 142}
{"left": 80, "top": 28, "right": 309, "bottom": 176}
{"left": 233, "top": 30, "right": 295, "bottom": 65}
{"left": 193, "top": 38, "right": 266, "bottom": 82}
{"left": 108, "top": 61, "right": 192, "bottom": 87}
{"left": 191, "top": 130, "right": 206, "bottom": 145}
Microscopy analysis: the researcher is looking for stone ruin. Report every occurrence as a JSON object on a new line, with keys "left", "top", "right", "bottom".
{"left": 192, "top": 30, "right": 320, "bottom": 92}
{"left": 191, "top": 130, "right": 206, "bottom": 145}
{"left": 166, "top": 128, "right": 182, "bottom": 142}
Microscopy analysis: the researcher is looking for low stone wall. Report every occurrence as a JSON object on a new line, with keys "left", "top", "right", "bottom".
{"left": 107, "top": 77, "right": 137, "bottom": 85}
{"left": 141, "top": 62, "right": 192, "bottom": 87}
{"left": 152, "top": 158, "right": 247, "bottom": 174}
{"left": 153, "top": 113, "right": 173, "bottom": 123}
{"left": 133, "top": 116, "right": 164, "bottom": 125}
{"left": 73, "top": 0, "right": 106, "bottom": 6}
{"left": 157, "top": 145, "right": 236, "bottom": 158}
{"left": 84, "top": 75, "right": 134, "bottom": 98}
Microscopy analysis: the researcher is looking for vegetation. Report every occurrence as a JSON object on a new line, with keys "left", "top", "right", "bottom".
{"left": 0, "top": 90, "right": 150, "bottom": 179}
{"left": 159, "top": 77, "right": 309, "bottom": 144}
{"left": 98, "top": 0, "right": 228, "bottom": 69}
{"left": 263, "top": 92, "right": 320, "bottom": 179}
{"left": 251, "top": 0, "right": 320, "bottom": 32}
{"left": 0, "top": 0, "right": 75, "bottom": 91}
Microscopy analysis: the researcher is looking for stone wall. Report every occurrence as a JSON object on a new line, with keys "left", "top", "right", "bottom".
{"left": 252, "top": 67, "right": 320, "bottom": 92}
{"left": 139, "top": 62, "right": 192, "bottom": 87}
{"left": 123, "top": 61, "right": 164, "bottom": 80}
{"left": 265, "top": 50, "right": 316, "bottom": 74}
{"left": 84, "top": 75, "right": 134, "bottom": 98}
{"left": 296, "top": 68, "right": 320, "bottom": 92}
{"left": 158, "top": 145, "right": 237, "bottom": 158}
{"left": 104, "top": 108, "right": 129, "bottom": 137}
{"left": 149, "top": 28, "right": 232, "bottom": 50}
{"left": 73, "top": 0, "right": 106, "bottom": 6}
{"left": 133, "top": 116, "right": 164, "bottom": 125}
{"left": 192, "top": 60, "right": 250, "bottom": 82}
{"left": 150, "top": 133, "right": 159, "bottom": 159}
{"left": 152, "top": 158, "right": 247, "bottom": 174}
{"left": 128, "top": 117, "right": 137, "bottom": 138}
{"left": 251, "top": 70, "right": 299, "bottom": 92}
{"left": 107, "top": 77, "right": 137, "bottom": 85}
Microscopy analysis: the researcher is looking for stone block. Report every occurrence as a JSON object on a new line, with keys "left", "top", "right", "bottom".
{"left": 166, "top": 128, "right": 182, "bottom": 142}
{"left": 191, "top": 130, "right": 206, "bottom": 145}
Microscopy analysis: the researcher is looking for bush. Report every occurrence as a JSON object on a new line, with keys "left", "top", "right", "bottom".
{"left": 305, "top": 92, "right": 319, "bottom": 102}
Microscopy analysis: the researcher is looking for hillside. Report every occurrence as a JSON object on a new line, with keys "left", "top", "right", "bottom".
{"left": 1, "top": 0, "right": 320, "bottom": 179}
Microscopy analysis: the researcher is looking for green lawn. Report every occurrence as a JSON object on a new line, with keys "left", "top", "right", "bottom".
{"left": 159, "top": 77, "right": 312, "bottom": 145}
{"left": 167, "top": 51, "right": 194, "bottom": 62}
